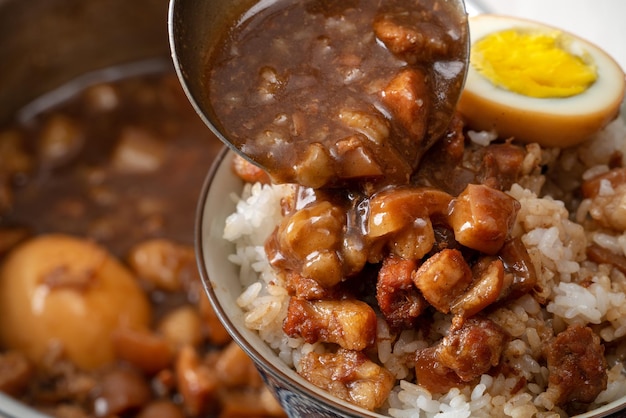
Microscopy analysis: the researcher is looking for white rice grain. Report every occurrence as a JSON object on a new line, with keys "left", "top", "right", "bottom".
{"left": 467, "top": 129, "right": 497, "bottom": 146}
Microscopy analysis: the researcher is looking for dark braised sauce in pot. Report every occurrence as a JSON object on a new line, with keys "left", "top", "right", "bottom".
{"left": 207, "top": 0, "right": 468, "bottom": 188}
{"left": 0, "top": 71, "right": 286, "bottom": 418}
{"left": 4, "top": 74, "right": 216, "bottom": 258}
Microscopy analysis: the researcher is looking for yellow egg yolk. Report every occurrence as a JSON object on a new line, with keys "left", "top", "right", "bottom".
{"left": 471, "top": 29, "right": 598, "bottom": 98}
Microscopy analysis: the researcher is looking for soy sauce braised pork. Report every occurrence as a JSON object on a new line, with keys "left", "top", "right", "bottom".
{"left": 544, "top": 324, "right": 607, "bottom": 405}
{"left": 414, "top": 317, "right": 508, "bottom": 394}
{"left": 299, "top": 348, "right": 395, "bottom": 411}
{"left": 259, "top": 135, "right": 540, "bottom": 404}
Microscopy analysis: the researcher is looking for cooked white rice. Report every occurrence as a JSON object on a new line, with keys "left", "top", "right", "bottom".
{"left": 223, "top": 118, "right": 626, "bottom": 417}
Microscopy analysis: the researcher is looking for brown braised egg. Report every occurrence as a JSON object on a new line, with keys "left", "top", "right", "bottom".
{"left": 0, "top": 234, "right": 152, "bottom": 370}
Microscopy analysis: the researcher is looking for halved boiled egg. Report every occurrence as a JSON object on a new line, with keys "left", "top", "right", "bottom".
{"left": 458, "top": 14, "right": 626, "bottom": 147}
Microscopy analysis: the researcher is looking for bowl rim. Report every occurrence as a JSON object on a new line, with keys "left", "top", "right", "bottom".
{"left": 194, "top": 147, "right": 626, "bottom": 418}
{"left": 0, "top": 393, "right": 50, "bottom": 418}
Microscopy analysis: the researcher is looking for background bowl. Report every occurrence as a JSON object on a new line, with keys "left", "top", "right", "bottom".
{"left": 196, "top": 148, "right": 626, "bottom": 418}
{"left": 0, "top": 0, "right": 168, "bottom": 416}
{"left": 0, "top": 0, "right": 170, "bottom": 125}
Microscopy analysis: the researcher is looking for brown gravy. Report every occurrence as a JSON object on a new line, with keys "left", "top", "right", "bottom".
{"left": 206, "top": 0, "right": 468, "bottom": 187}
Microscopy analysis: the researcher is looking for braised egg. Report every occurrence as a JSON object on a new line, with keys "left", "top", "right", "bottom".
{"left": 458, "top": 14, "right": 625, "bottom": 147}
{"left": 0, "top": 234, "right": 152, "bottom": 370}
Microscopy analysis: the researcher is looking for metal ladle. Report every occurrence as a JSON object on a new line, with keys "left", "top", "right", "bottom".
{"left": 168, "top": 0, "right": 470, "bottom": 182}
{"left": 167, "top": 0, "right": 257, "bottom": 158}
